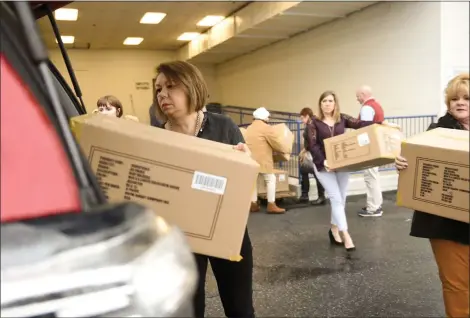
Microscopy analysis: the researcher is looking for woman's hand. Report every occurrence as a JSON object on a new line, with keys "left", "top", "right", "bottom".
{"left": 233, "top": 142, "right": 251, "bottom": 156}
{"left": 324, "top": 160, "right": 331, "bottom": 172}
{"left": 395, "top": 155, "right": 408, "bottom": 172}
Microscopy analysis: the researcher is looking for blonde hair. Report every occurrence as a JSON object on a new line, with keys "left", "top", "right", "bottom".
{"left": 317, "top": 90, "right": 341, "bottom": 123}
{"left": 445, "top": 72, "right": 469, "bottom": 109}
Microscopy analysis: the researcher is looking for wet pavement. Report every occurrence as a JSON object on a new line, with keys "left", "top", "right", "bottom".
{"left": 204, "top": 192, "right": 445, "bottom": 317}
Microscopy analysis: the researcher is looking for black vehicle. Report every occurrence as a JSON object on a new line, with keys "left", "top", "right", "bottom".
{"left": 1, "top": 2, "right": 197, "bottom": 317}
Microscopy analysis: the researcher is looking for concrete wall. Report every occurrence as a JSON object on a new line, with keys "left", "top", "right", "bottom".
{"left": 49, "top": 49, "right": 220, "bottom": 123}
{"left": 439, "top": 1, "right": 470, "bottom": 117}
{"left": 216, "top": 2, "right": 442, "bottom": 117}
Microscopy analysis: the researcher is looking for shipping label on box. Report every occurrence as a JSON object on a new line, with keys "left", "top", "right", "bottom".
{"left": 71, "top": 115, "right": 260, "bottom": 260}
{"left": 325, "top": 124, "right": 403, "bottom": 171}
{"left": 397, "top": 128, "right": 469, "bottom": 223}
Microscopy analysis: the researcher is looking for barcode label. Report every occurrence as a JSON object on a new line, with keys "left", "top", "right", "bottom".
{"left": 191, "top": 171, "right": 227, "bottom": 195}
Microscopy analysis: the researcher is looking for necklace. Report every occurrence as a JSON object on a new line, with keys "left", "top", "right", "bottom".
{"left": 168, "top": 111, "right": 201, "bottom": 137}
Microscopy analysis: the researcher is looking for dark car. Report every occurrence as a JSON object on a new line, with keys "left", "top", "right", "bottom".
{"left": 1, "top": 2, "right": 197, "bottom": 317}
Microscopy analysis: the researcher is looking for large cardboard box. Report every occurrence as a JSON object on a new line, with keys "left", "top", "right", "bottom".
{"left": 257, "top": 169, "right": 290, "bottom": 194}
{"left": 71, "top": 115, "right": 260, "bottom": 260}
{"left": 271, "top": 124, "right": 294, "bottom": 159}
{"left": 396, "top": 128, "right": 469, "bottom": 223}
{"left": 324, "top": 124, "right": 403, "bottom": 171}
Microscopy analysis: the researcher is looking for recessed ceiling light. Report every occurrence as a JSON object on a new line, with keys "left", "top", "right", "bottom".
{"left": 54, "top": 8, "right": 78, "bottom": 21}
{"left": 55, "top": 36, "right": 75, "bottom": 44}
{"left": 123, "top": 37, "right": 144, "bottom": 45}
{"left": 140, "top": 12, "right": 166, "bottom": 24}
{"left": 177, "top": 32, "right": 200, "bottom": 41}
{"left": 196, "top": 15, "right": 225, "bottom": 27}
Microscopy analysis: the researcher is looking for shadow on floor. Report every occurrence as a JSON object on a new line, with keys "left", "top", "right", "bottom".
{"left": 204, "top": 192, "right": 444, "bottom": 317}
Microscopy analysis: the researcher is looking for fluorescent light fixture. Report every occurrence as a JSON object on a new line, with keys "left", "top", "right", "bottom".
{"left": 140, "top": 12, "right": 166, "bottom": 24}
{"left": 177, "top": 32, "right": 200, "bottom": 41}
{"left": 196, "top": 15, "right": 225, "bottom": 27}
{"left": 54, "top": 8, "right": 78, "bottom": 21}
{"left": 123, "top": 37, "right": 144, "bottom": 45}
{"left": 55, "top": 36, "right": 75, "bottom": 44}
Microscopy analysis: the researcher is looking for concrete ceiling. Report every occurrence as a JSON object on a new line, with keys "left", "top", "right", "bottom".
{"left": 37, "top": 1, "right": 249, "bottom": 50}
{"left": 38, "top": 1, "right": 376, "bottom": 64}
{"left": 182, "top": 1, "right": 376, "bottom": 64}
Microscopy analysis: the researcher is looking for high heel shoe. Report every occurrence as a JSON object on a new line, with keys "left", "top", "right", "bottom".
{"left": 344, "top": 240, "right": 356, "bottom": 252}
{"left": 328, "top": 229, "right": 343, "bottom": 246}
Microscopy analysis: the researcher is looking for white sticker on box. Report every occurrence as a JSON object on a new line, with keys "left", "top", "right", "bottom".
{"left": 357, "top": 133, "right": 370, "bottom": 146}
{"left": 191, "top": 171, "right": 227, "bottom": 195}
{"left": 279, "top": 174, "right": 286, "bottom": 182}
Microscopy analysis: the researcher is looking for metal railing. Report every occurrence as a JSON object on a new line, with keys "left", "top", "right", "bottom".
{"left": 224, "top": 105, "right": 437, "bottom": 181}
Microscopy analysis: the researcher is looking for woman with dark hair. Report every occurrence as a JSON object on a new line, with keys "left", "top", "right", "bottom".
{"left": 153, "top": 60, "right": 255, "bottom": 318}
{"left": 94, "top": 95, "right": 139, "bottom": 121}
{"left": 306, "top": 91, "right": 393, "bottom": 251}
{"left": 96, "top": 95, "right": 124, "bottom": 118}
{"left": 395, "top": 73, "right": 469, "bottom": 317}
{"left": 298, "top": 107, "right": 326, "bottom": 205}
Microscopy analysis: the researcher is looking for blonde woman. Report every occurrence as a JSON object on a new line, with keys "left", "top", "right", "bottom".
{"left": 306, "top": 91, "right": 389, "bottom": 251}
{"left": 395, "top": 73, "right": 469, "bottom": 317}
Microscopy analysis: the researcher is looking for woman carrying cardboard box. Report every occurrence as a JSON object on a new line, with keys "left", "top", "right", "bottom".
{"left": 306, "top": 91, "right": 385, "bottom": 252}
{"left": 244, "top": 107, "right": 288, "bottom": 214}
{"left": 395, "top": 72, "right": 469, "bottom": 318}
{"left": 153, "top": 60, "right": 255, "bottom": 318}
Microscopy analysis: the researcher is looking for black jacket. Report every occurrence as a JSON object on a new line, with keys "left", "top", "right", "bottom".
{"left": 409, "top": 113, "right": 469, "bottom": 245}
{"left": 158, "top": 112, "right": 244, "bottom": 146}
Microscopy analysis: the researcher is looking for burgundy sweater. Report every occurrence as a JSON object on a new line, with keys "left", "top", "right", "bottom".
{"left": 307, "top": 113, "right": 379, "bottom": 171}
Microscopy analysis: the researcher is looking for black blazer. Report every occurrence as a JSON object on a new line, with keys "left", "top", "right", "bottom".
{"left": 409, "top": 113, "right": 469, "bottom": 245}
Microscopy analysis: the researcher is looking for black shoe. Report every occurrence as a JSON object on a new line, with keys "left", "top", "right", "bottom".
{"left": 298, "top": 195, "right": 310, "bottom": 203}
{"left": 328, "top": 229, "right": 343, "bottom": 246}
{"left": 311, "top": 196, "right": 326, "bottom": 206}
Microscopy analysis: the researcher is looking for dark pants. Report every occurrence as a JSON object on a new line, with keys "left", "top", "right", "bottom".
{"left": 300, "top": 166, "right": 325, "bottom": 198}
{"left": 193, "top": 229, "right": 255, "bottom": 318}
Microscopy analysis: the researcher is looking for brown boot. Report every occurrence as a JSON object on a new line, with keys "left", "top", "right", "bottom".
{"left": 250, "top": 202, "right": 260, "bottom": 213}
{"left": 266, "top": 202, "right": 285, "bottom": 214}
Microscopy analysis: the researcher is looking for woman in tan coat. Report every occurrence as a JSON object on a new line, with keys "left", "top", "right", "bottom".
{"left": 244, "top": 107, "right": 286, "bottom": 214}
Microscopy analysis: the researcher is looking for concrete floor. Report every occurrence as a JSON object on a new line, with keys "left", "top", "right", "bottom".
{"left": 204, "top": 192, "right": 445, "bottom": 317}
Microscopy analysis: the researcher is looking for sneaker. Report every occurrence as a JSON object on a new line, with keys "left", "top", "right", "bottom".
{"left": 358, "top": 206, "right": 383, "bottom": 217}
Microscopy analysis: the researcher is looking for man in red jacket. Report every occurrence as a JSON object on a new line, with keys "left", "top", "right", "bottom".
{"left": 355, "top": 85, "right": 384, "bottom": 217}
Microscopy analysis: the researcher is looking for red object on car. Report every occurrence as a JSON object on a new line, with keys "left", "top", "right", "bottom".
{"left": 0, "top": 55, "right": 81, "bottom": 223}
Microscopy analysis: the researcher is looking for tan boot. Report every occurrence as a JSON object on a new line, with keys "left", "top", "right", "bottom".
{"left": 266, "top": 202, "right": 285, "bottom": 214}
{"left": 250, "top": 202, "right": 260, "bottom": 213}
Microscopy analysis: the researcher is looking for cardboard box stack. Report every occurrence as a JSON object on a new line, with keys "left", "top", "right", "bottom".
{"left": 70, "top": 114, "right": 260, "bottom": 260}
{"left": 257, "top": 169, "right": 290, "bottom": 194}
{"left": 324, "top": 124, "right": 404, "bottom": 171}
{"left": 396, "top": 128, "right": 469, "bottom": 223}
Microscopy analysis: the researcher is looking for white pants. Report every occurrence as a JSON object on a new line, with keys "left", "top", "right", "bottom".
{"left": 313, "top": 165, "right": 350, "bottom": 231}
{"left": 252, "top": 173, "right": 276, "bottom": 203}
{"left": 364, "top": 167, "right": 383, "bottom": 211}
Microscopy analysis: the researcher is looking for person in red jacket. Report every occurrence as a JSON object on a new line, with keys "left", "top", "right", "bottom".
{"left": 355, "top": 85, "right": 385, "bottom": 217}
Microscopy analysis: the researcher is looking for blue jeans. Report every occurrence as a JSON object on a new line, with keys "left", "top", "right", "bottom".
{"left": 313, "top": 165, "right": 350, "bottom": 231}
